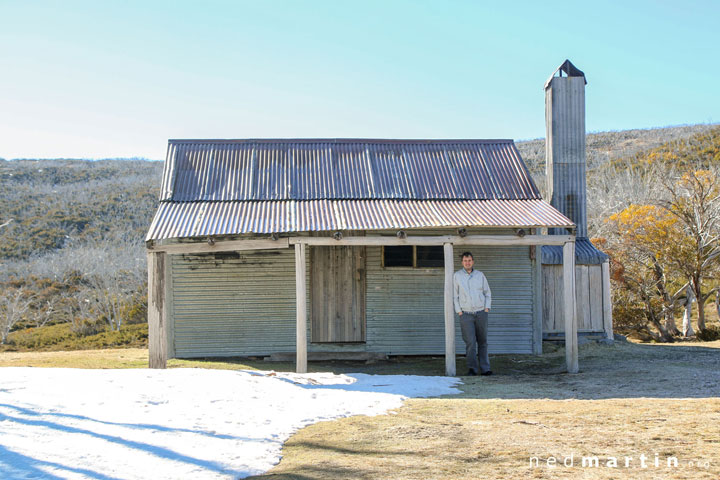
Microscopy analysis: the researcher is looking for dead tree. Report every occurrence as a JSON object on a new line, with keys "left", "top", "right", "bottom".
{"left": 660, "top": 167, "right": 720, "bottom": 333}
{"left": 0, "top": 288, "right": 34, "bottom": 344}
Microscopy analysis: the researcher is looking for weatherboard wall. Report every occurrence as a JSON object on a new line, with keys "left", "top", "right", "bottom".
{"left": 170, "top": 230, "right": 536, "bottom": 358}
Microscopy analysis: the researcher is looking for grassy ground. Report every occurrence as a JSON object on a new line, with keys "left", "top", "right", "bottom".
{"left": 1, "top": 340, "right": 719, "bottom": 479}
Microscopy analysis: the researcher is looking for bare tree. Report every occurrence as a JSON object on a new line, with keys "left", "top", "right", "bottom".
{"left": 60, "top": 289, "right": 103, "bottom": 335}
{"left": 0, "top": 288, "right": 34, "bottom": 344}
{"left": 587, "top": 159, "right": 668, "bottom": 239}
{"left": 29, "top": 296, "right": 61, "bottom": 328}
{"left": 72, "top": 236, "right": 145, "bottom": 331}
{"left": 660, "top": 167, "right": 720, "bottom": 332}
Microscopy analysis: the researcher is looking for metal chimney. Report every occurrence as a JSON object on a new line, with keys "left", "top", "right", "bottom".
{"left": 545, "top": 60, "right": 587, "bottom": 237}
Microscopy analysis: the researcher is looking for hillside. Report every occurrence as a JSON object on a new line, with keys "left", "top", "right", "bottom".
{"left": 515, "top": 123, "right": 718, "bottom": 174}
{"left": 1, "top": 124, "right": 718, "bottom": 349}
{"left": 0, "top": 159, "right": 162, "bottom": 261}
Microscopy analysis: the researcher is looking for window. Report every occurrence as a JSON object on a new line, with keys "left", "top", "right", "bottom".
{"left": 382, "top": 245, "right": 444, "bottom": 268}
{"left": 416, "top": 246, "right": 444, "bottom": 267}
{"left": 383, "top": 246, "right": 413, "bottom": 267}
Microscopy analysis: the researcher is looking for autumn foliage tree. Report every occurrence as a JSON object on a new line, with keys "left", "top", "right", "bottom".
{"left": 607, "top": 167, "right": 720, "bottom": 339}
{"left": 608, "top": 205, "right": 685, "bottom": 341}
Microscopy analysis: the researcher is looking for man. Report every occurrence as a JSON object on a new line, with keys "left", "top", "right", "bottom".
{"left": 453, "top": 251, "right": 492, "bottom": 376}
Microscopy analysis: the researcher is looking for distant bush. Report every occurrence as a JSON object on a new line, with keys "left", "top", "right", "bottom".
{"left": 122, "top": 294, "right": 148, "bottom": 325}
{"left": 1, "top": 322, "right": 148, "bottom": 352}
{"left": 69, "top": 318, "right": 106, "bottom": 337}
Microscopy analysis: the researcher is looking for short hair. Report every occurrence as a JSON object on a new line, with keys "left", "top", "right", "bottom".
{"left": 460, "top": 251, "right": 473, "bottom": 260}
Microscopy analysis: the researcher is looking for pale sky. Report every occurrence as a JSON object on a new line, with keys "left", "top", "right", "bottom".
{"left": 1, "top": 0, "right": 718, "bottom": 160}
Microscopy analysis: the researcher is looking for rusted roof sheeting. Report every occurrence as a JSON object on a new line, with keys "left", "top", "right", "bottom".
{"left": 146, "top": 199, "right": 573, "bottom": 240}
{"left": 161, "top": 139, "right": 540, "bottom": 201}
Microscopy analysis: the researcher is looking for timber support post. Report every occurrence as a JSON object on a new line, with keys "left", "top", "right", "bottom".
{"left": 148, "top": 251, "right": 168, "bottom": 369}
{"left": 563, "top": 241, "right": 579, "bottom": 373}
{"left": 443, "top": 242, "right": 456, "bottom": 376}
{"left": 295, "top": 243, "right": 308, "bottom": 374}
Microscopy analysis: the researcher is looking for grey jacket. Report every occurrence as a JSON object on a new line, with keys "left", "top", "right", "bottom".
{"left": 453, "top": 269, "right": 491, "bottom": 313}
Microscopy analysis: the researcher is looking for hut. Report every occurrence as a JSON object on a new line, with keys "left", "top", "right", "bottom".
{"left": 145, "top": 138, "right": 580, "bottom": 375}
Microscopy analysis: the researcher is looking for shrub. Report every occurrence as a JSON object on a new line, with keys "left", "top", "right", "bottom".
{"left": 70, "top": 318, "right": 105, "bottom": 337}
{"left": 122, "top": 294, "right": 148, "bottom": 325}
{"left": 696, "top": 325, "right": 720, "bottom": 342}
{"left": 1, "top": 322, "right": 148, "bottom": 352}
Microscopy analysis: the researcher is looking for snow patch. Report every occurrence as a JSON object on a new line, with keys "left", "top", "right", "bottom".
{"left": 0, "top": 368, "right": 461, "bottom": 479}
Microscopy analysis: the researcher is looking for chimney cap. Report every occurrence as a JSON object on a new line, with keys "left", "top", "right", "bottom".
{"left": 544, "top": 59, "right": 587, "bottom": 90}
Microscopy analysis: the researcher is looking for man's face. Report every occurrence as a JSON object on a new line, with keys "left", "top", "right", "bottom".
{"left": 462, "top": 255, "right": 474, "bottom": 271}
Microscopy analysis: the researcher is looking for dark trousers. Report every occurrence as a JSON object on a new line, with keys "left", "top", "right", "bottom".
{"left": 460, "top": 311, "right": 490, "bottom": 373}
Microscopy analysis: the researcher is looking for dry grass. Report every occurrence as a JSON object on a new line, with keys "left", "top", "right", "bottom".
{"left": 2, "top": 340, "right": 719, "bottom": 479}
{"left": 248, "top": 340, "right": 720, "bottom": 480}
{"left": 0, "top": 348, "right": 150, "bottom": 369}
{"left": 254, "top": 398, "right": 719, "bottom": 480}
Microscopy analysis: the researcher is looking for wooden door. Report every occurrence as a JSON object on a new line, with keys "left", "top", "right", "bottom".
{"left": 311, "top": 245, "right": 366, "bottom": 343}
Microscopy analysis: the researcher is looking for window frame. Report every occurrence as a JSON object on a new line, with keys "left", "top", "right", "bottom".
{"left": 381, "top": 245, "right": 444, "bottom": 269}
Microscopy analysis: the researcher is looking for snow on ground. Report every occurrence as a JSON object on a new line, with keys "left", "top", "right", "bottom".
{"left": 0, "top": 368, "right": 461, "bottom": 479}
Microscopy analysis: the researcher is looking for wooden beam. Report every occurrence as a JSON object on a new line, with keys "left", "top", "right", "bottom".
{"left": 149, "top": 238, "right": 289, "bottom": 254}
{"left": 602, "top": 260, "right": 613, "bottom": 340}
{"left": 147, "top": 252, "right": 167, "bottom": 369}
{"left": 295, "top": 243, "right": 308, "bottom": 374}
{"left": 443, "top": 243, "right": 456, "bottom": 376}
{"left": 289, "top": 234, "right": 572, "bottom": 247}
{"left": 563, "top": 241, "right": 579, "bottom": 373}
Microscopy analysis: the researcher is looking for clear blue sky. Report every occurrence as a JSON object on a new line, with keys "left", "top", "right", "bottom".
{"left": 1, "top": 0, "right": 718, "bottom": 160}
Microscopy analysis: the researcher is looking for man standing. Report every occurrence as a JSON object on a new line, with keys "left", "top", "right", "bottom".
{"left": 453, "top": 251, "right": 492, "bottom": 376}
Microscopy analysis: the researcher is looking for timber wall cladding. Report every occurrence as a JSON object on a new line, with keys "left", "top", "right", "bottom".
{"left": 542, "top": 264, "right": 604, "bottom": 333}
{"left": 171, "top": 249, "right": 303, "bottom": 357}
{"left": 366, "top": 245, "right": 534, "bottom": 355}
{"left": 170, "top": 243, "right": 534, "bottom": 357}
{"left": 310, "top": 246, "right": 366, "bottom": 343}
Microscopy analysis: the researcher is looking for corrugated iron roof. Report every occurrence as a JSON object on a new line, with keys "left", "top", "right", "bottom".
{"left": 146, "top": 199, "right": 574, "bottom": 240}
{"left": 542, "top": 238, "right": 609, "bottom": 265}
{"left": 160, "top": 139, "right": 541, "bottom": 202}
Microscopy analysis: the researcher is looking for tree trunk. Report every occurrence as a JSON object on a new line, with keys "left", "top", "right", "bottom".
{"left": 683, "top": 288, "right": 695, "bottom": 337}
{"left": 664, "top": 312, "right": 681, "bottom": 337}
{"left": 693, "top": 276, "right": 706, "bottom": 332}
{"left": 697, "top": 296, "right": 706, "bottom": 332}
{"left": 716, "top": 290, "right": 720, "bottom": 322}
{"left": 642, "top": 294, "right": 673, "bottom": 342}
{"left": 652, "top": 257, "right": 680, "bottom": 336}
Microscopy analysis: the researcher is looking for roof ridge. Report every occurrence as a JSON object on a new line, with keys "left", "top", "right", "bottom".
{"left": 167, "top": 138, "right": 515, "bottom": 145}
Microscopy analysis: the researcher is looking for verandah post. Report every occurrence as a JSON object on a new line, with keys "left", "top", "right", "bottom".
{"left": 443, "top": 242, "right": 456, "bottom": 376}
{"left": 563, "top": 241, "right": 579, "bottom": 373}
{"left": 295, "top": 243, "right": 308, "bottom": 374}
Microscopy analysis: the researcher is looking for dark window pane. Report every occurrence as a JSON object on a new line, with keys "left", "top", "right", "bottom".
{"left": 416, "top": 246, "right": 444, "bottom": 267}
{"left": 384, "top": 246, "right": 413, "bottom": 267}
